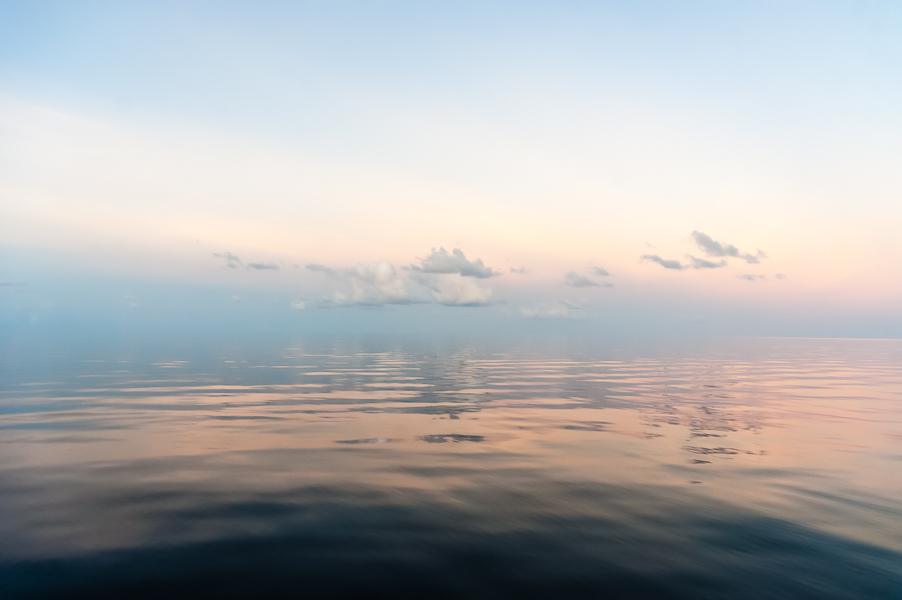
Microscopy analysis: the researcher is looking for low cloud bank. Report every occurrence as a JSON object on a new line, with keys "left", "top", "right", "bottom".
{"left": 306, "top": 261, "right": 415, "bottom": 306}
{"left": 410, "top": 272, "right": 494, "bottom": 306}
{"left": 308, "top": 248, "right": 497, "bottom": 307}
{"left": 522, "top": 300, "right": 588, "bottom": 320}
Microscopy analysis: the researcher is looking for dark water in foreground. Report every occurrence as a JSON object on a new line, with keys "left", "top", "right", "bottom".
{"left": 1, "top": 336, "right": 900, "bottom": 599}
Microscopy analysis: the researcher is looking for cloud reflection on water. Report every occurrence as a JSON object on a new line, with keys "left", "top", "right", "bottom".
{"left": 0, "top": 337, "right": 901, "bottom": 597}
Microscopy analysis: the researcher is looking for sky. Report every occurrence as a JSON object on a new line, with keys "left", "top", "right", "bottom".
{"left": 1, "top": 1, "right": 901, "bottom": 339}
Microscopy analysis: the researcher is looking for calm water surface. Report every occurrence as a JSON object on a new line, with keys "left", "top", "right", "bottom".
{"left": 1, "top": 336, "right": 900, "bottom": 598}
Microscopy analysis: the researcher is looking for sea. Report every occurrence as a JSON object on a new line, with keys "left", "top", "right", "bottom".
{"left": 1, "top": 334, "right": 900, "bottom": 598}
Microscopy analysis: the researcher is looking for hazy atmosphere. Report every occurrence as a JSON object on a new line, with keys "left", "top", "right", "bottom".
{"left": 3, "top": 1, "right": 901, "bottom": 339}
{"left": 2, "top": 3, "right": 901, "bottom": 599}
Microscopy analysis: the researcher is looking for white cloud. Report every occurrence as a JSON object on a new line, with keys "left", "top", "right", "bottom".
{"left": 307, "top": 261, "right": 415, "bottom": 306}
{"left": 409, "top": 248, "right": 500, "bottom": 278}
{"left": 410, "top": 272, "right": 494, "bottom": 306}
{"left": 290, "top": 300, "right": 307, "bottom": 311}
{"left": 308, "top": 248, "right": 499, "bottom": 308}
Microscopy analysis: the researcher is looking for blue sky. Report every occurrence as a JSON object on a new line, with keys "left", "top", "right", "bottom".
{"left": 1, "top": 1, "right": 901, "bottom": 337}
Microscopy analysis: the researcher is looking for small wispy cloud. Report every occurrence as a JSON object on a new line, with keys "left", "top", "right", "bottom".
{"left": 564, "top": 271, "right": 598, "bottom": 287}
{"left": 510, "top": 266, "right": 528, "bottom": 274}
{"left": 775, "top": 273, "right": 787, "bottom": 280}
{"left": 214, "top": 251, "right": 243, "bottom": 268}
{"left": 688, "top": 256, "right": 726, "bottom": 269}
{"left": 215, "top": 252, "right": 279, "bottom": 271}
{"left": 641, "top": 254, "right": 726, "bottom": 270}
{"left": 290, "top": 300, "right": 307, "bottom": 311}
{"left": 737, "top": 274, "right": 766, "bottom": 281}
{"left": 247, "top": 262, "right": 279, "bottom": 271}
{"left": 641, "top": 232, "right": 768, "bottom": 272}
{"left": 564, "top": 265, "right": 614, "bottom": 287}
{"left": 641, "top": 254, "right": 685, "bottom": 270}
{"left": 691, "top": 231, "right": 765, "bottom": 264}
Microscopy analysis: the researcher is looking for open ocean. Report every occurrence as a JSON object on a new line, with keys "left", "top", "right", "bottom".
{"left": 1, "top": 335, "right": 900, "bottom": 599}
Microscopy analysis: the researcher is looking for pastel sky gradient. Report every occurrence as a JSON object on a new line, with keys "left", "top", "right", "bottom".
{"left": 2, "top": 1, "right": 901, "bottom": 337}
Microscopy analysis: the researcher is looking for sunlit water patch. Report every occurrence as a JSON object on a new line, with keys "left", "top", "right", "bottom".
{"left": 0, "top": 337, "right": 900, "bottom": 598}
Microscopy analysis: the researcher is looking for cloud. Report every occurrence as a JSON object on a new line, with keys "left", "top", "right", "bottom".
{"left": 641, "top": 254, "right": 727, "bottom": 270}
{"left": 404, "top": 247, "right": 498, "bottom": 305}
{"left": 775, "top": 273, "right": 786, "bottom": 279}
{"left": 409, "top": 271, "right": 494, "bottom": 306}
{"left": 691, "top": 231, "right": 765, "bottom": 264}
{"left": 308, "top": 248, "right": 498, "bottom": 307}
{"left": 307, "top": 261, "right": 415, "bottom": 306}
{"left": 214, "top": 251, "right": 242, "bottom": 268}
{"left": 641, "top": 254, "right": 685, "bottom": 270}
{"left": 687, "top": 255, "right": 727, "bottom": 269}
{"left": 521, "top": 300, "right": 587, "bottom": 320}
{"left": 306, "top": 263, "right": 335, "bottom": 276}
{"left": 409, "top": 248, "right": 500, "bottom": 278}
{"left": 215, "top": 252, "right": 279, "bottom": 271}
{"left": 564, "top": 266, "right": 615, "bottom": 287}
{"left": 564, "top": 271, "right": 598, "bottom": 287}
{"left": 290, "top": 300, "right": 307, "bottom": 311}
{"left": 737, "top": 274, "right": 766, "bottom": 281}
{"left": 510, "top": 266, "right": 528, "bottom": 274}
